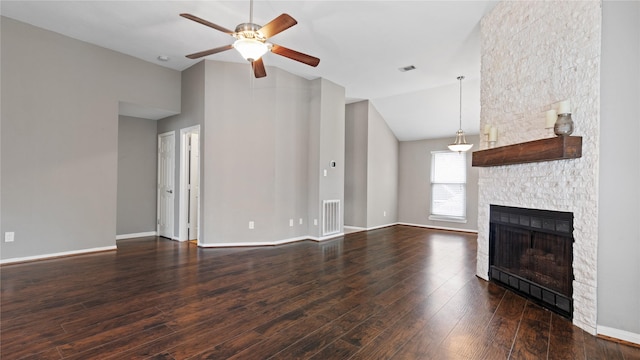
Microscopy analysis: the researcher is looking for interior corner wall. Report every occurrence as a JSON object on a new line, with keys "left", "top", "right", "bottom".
{"left": 397, "top": 136, "right": 479, "bottom": 232}
{"left": 201, "top": 61, "right": 328, "bottom": 245}
{"left": 0, "top": 17, "right": 181, "bottom": 261}
{"left": 478, "top": 1, "right": 601, "bottom": 333}
{"left": 308, "top": 78, "right": 346, "bottom": 239}
{"left": 345, "top": 101, "right": 369, "bottom": 228}
{"left": 307, "top": 79, "right": 322, "bottom": 238}
{"left": 597, "top": 1, "right": 640, "bottom": 339}
{"left": 345, "top": 101, "right": 399, "bottom": 230}
{"left": 157, "top": 61, "right": 206, "bottom": 240}
{"left": 365, "top": 102, "right": 398, "bottom": 228}
{"left": 117, "top": 116, "right": 158, "bottom": 236}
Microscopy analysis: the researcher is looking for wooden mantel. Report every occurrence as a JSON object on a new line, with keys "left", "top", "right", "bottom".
{"left": 472, "top": 136, "right": 582, "bottom": 167}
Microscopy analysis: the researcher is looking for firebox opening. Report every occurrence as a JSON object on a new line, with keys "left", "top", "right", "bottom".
{"left": 489, "top": 205, "right": 574, "bottom": 319}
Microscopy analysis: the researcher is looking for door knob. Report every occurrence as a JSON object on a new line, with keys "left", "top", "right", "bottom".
{"left": 167, "top": 190, "right": 173, "bottom": 194}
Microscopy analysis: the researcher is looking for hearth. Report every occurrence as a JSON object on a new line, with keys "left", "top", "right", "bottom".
{"left": 489, "top": 205, "right": 574, "bottom": 318}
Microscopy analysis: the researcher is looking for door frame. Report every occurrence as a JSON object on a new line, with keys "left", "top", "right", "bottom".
{"left": 178, "top": 125, "right": 201, "bottom": 243}
{"left": 157, "top": 131, "right": 175, "bottom": 239}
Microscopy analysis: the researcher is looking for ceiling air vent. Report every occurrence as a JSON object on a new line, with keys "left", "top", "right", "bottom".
{"left": 399, "top": 65, "right": 416, "bottom": 72}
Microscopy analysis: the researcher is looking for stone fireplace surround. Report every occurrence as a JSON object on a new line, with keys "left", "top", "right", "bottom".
{"left": 477, "top": 1, "right": 601, "bottom": 334}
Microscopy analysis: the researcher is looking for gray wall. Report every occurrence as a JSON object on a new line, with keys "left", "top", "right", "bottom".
{"left": 0, "top": 17, "right": 180, "bottom": 260}
{"left": 344, "top": 100, "right": 399, "bottom": 229}
{"left": 201, "top": 61, "right": 344, "bottom": 244}
{"left": 345, "top": 101, "right": 369, "bottom": 228}
{"left": 366, "top": 102, "right": 398, "bottom": 228}
{"left": 398, "top": 136, "right": 480, "bottom": 232}
{"left": 598, "top": 1, "right": 640, "bottom": 335}
{"left": 277, "top": 70, "right": 311, "bottom": 240}
{"left": 203, "top": 61, "right": 292, "bottom": 244}
{"left": 312, "top": 78, "right": 346, "bottom": 238}
{"left": 157, "top": 61, "right": 205, "bottom": 239}
{"left": 117, "top": 116, "right": 158, "bottom": 235}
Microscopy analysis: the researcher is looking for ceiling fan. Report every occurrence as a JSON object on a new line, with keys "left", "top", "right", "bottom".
{"left": 180, "top": 0, "right": 320, "bottom": 78}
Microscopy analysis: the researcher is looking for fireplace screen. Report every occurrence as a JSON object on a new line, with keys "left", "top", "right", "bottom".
{"left": 489, "top": 205, "right": 574, "bottom": 318}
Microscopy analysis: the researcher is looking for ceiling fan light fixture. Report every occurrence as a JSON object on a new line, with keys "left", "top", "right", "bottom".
{"left": 180, "top": 5, "right": 319, "bottom": 78}
{"left": 233, "top": 38, "right": 269, "bottom": 62}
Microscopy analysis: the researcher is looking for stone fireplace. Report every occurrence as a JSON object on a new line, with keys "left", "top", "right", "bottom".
{"left": 477, "top": 1, "right": 601, "bottom": 334}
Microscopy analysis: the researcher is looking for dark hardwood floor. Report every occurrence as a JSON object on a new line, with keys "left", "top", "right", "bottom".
{"left": 2, "top": 225, "right": 639, "bottom": 359}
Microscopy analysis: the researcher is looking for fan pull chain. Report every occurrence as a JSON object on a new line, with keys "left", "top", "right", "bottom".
{"left": 249, "top": 63, "right": 255, "bottom": 102}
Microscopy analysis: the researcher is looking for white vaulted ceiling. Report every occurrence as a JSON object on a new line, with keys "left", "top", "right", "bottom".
{"left": 1, "top": 0, "right": 497, "bottom": 141}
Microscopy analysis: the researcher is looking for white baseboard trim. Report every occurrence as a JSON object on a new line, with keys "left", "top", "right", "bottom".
{"left": 344, "top": 226, "right": 366, "bottom": 231}
{"left": 116, "top": 231, "right": 157, "bottom": 240}
{"left": 344, "top": 223, "right": 398, "bottom": 232}
{"left": 195, "top": 223, "right": 477, "bottom": 248}
{"left": 597, "top": 325, "right": 640, "bottom": 345}
{"left": 365, "top": 223, "right": 398, "bottom": 231}
{"left": 200, "top": 232, "right": 352, "bottom": 247}
{"left": 309, "top": 233, "right": 345, "bottom": 242}
{"left": 199, "top": 236, "right": 309, "bottom": 248}
{"left": 0, "top": 246, "right": 117, "bottom": 265}
{"left": 397, "top": 222, "right": 478, "bottom": 234}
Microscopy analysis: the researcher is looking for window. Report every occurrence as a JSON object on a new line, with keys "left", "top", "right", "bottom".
{"left": 429, "top": 151, "right": 467, "bottom": 222}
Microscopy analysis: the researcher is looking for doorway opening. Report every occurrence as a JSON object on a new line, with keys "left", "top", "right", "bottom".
{"left": 179, "top": 125, "right": 201, "bottom": 244}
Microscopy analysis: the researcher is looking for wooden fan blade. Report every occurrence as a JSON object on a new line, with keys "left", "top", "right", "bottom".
{"left": 258, "top": 14, "right": 297, "bottom": 39}
{"left": 270, "top": 44, "right": 320, "bottom": 67}
{"left": 252, "top": 58, "right": 267, "bottom": 78}
{"left": 186, "top": 45, "right": 234, "bottom": 59}
{"left": 180, "top": 13, "right": 234, "bottom": 35}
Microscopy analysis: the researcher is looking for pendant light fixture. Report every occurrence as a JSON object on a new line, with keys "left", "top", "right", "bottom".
{"left": 448, "top": 75, "right": 474, "bottom": 152}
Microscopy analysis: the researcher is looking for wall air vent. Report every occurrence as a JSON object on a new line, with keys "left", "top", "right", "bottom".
{"left": 322, "top": 200, "right": 341, "bottom": 236}
{"left": 398, "top": 65, "right": 416, "bottom": 72}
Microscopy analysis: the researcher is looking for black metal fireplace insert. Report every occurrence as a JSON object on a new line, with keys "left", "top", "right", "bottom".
{"left": 489, "top": 205, "right": 574, "bottom": 318}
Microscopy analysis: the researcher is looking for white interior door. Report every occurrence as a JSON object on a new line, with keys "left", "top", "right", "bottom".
{"left": 179, "top": 126, "right": 201, "bottom": 242}
{"left": 188, "top": 132, "right": 200, "bottom": 240}
{"left": 157, "top": 131, "right": 175, "bottom": 239}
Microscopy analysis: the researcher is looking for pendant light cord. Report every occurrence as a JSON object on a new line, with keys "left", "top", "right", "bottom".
{"left": 458, "top": 75, "right": 464, "bottom": 130}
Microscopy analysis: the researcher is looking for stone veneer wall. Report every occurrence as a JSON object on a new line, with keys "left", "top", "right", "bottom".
{"left": 477, "top": 1, "right": 601, "bottom": 334}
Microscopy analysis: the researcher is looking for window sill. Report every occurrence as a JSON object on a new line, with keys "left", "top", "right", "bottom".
{"left": 428, "top": 215, "right": 468, "bottom": 224}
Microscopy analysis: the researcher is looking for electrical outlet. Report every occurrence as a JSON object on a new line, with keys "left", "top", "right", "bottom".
{"left": 289, "top": 219, "right": 294, "bottom": 227}
{"left": 384, "top": 211, "right": 387, "bottom": 217}
{"left": 249, "top": 221, "right": 254, "bottom": 229}
{"left": 4, "top": 232, "right": 15, "bottom": 242}
{"left": 314, "top": 219, "right": 318, "bottom": 226}
{"left": 299, "top": 218, "right": 303, "bottom": 225}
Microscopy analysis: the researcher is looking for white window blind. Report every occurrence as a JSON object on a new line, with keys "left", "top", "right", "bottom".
{"left": 430, "top": 151, "right": 467, "bottom": 221}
